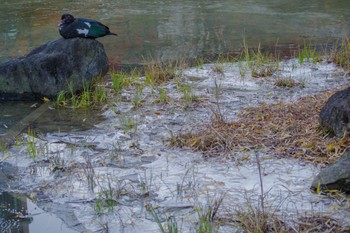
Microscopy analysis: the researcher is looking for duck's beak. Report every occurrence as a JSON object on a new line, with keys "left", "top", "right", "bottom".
{"left": 58, "top": 19, "right": 65, "bottom": 26}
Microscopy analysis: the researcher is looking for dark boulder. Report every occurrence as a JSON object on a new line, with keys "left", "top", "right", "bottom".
{"left": 0, "top": 38, "right": 109, "bottom": 100}
{"left": 319, "top": 86, "right": 350, "bottom": 136}
{"left": 311, "top": 152, "right": 350, "bottom": 193}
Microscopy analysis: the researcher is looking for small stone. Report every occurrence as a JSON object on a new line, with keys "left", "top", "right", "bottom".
{"left": 140, "top": 154, "right": 157, "bottom": 163}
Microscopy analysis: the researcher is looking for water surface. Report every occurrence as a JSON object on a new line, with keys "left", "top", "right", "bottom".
{"left": 1, "top": 0, "right": 349, "bottom": 64}
{"left": 0, "top": 192, "right": 79, "bottom": 233}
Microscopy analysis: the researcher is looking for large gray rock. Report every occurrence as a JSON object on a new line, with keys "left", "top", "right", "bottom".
{"left": 0, "top": 38, "right": 109, "bottom": 100}
{"left": 319, "top": 86, "right": 350, "bottom": 136}
{"left": 311, "top": 152, "right": 350, "bottom": 193}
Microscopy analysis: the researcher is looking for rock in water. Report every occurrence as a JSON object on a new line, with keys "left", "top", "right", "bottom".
{"left": 319, "top": 86, "right": 350, "bottom": 136}
{"left": 311, "top": 152, "right": 350, "bottom": 193}
{"left": 0, "top": 38, "right": 109, "bottom": 100}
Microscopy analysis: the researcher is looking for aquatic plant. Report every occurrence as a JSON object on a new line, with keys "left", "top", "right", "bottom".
{"left": 143, "top": 59, "right": 181, "bottom": 85}
{"left": 251, "top": 47, "right": 277, "bottom": 78}
{"left": 240, "top": 40, "right": 279, "bottom": 78}
{"left": 195, "top": 57, "right": 205, "bottom": 69}
{"left": 94, "top": 197, "right": 104, "bottom": 214}
{"left": 241, "top": 37, "right": 251, "bottom": 62}
{"left": 139, "top": 169, "right": 155, "bottom": 196}
{"left": 196, "top": 193, "right": 224, "bottom": 233}
{"left": 145, "top": 203, "right": 167, "bottom": 233}
{"left": 0, "top": 143, "right": 9, "bottom": 162}
{"left": 167, "top": 216, "right": 179, "bottom": 233}
{"left": 156, "top": 87, "right": 170, "bottom": 104}
{"left": 94, "top": 174, "right": 130, "bottom": 215}
{"left": 332, "top": 37, "right": 350, "bottom": 70}
{"left": 232, "top": 153, "right": 290, "bottom": 232}
{"left": 120, "top": 116, "right": 137, "bottom": 133}
{"left": 298, "top": 42, "right": 321, "bottom": 64}
{"left": 77, "top": 84, "right": 93, "bottom": 108}
{"left": 132, "top": 84, "right": 144, "bottom": 108}
{"left": 54, "top": 90, "right": 68, "bottom": 107}
{"left": 83, "top": 157, "right": 95, "bottom": 193}
{"left": 110, "top": 71, "right": 125, "bottom": 93}
{"left": 176, "top": 165, "right": 197, "bottom": 198}
{"left": 274, "top": 76, "right": 296, "bottom": 88}
{"left": 234, "top": 194, "right": 285, "bottom": 233}
{"left": 176, "top": 80, "right": 198, "bottom": 109}
{"left": 216, "top": 53, "right": 236, "bottom": 64}
{"left": 92, "top": 85, "right": 108, "bottom": 104}
{"left": 145, "top": 204, "right": 180, "bottom": 233}
{"left": 238, "top": 61, "right": 248, "bottom": 79}
{"left": 144, "top": 70, "right": 155, "bottom": 90}
{"left": 54, "top": 80, "right": 108, "bottom": 109}
{"left": 212, "top": 63, "right": 224, "bottom": 75}
{"left": 26, "top": 128, "right": 37, "bottom": 161}
{"left": 49, "top": 154, "right": 66, "bottom": 173}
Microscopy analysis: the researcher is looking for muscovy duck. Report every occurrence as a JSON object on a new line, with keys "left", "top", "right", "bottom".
{"left": 59, "top": 14, "right": 117, "bottom": 39}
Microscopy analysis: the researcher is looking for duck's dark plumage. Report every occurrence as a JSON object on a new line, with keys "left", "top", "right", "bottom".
{"left": 59, "top": 14, "right": 117, "bottom": 39}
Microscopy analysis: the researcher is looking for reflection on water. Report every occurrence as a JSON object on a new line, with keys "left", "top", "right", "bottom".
{"left": 0, "top": 96, "right": 105, "bottom": 140}
{"left": 0, "top": 101, "right": 37, "bottom": 137}
{"left": 31, "top": 107, "right": 106, "bottom": 134}
{"left": 0, "top": 192, "right": 32, "bottom": 233}
{"left": 0, "top": 0, "right": 349, "bottom": 64}
{"left": 0, "top": 103, "right": 105, "bottom": 137}
{"left": 0, "top": 192, "right": 79, "bottom": 233}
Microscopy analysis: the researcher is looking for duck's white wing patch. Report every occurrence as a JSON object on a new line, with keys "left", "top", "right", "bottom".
{"left": 77, "top": 28, "right": 89, "bottom": 37}
{"left": 84, "top": 22, "right": 91, "bottom": 28}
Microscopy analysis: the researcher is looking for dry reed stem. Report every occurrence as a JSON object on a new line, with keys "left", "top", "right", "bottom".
{"left": 171, "top": 91, "right": 350, "bottom": 164}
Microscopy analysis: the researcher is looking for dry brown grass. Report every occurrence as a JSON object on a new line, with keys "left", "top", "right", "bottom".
{"left": 332, "top": 38, "right": 350, "bottom": 71}
{"left": 170, "top": 91, "right": 350, "bottom": 164}
{"left": 231, "top": 212, "right": 349, "bottom": 233}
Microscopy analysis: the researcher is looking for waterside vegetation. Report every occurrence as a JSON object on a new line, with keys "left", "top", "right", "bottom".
{"left": 2, "top": 38, "right": 350, "bottom": 232}
{"left": 52, "top": 38, "right": 348, "bottom": 111}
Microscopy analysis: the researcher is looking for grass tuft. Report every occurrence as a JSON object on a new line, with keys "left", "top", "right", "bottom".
{"left": 332, "top": 38, "right": 350, "bottom": 71}
{"left": 240, "top": 41, "right": 279, "bottom": 78}
{"left": 298, "top": 42, "right": 322, "bottom": 64}
{"left": 26, "top": 127, "right": 37, "bottom": 161}
{"left": 143, "top": 59, "right": 184, "bottom": 85}
{"left": 169, "top": 91, "right": 350, "bottom": 164}
{"left": 54, "top": 81, "right": 108, "bottom": 109}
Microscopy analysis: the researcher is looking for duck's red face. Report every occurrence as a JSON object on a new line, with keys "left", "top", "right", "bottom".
{"left": 60, "top": 14, "right": 75, "bottom": 24}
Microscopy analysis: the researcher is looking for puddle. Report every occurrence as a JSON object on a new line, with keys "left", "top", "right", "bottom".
{"left": 0, "top": 192, "right": 80, "bottom": 233}
{"left": 0, "top": 104, "right": 106, "bottom": 149}
{"left": 32, "top": 107, "right": 106, "bottom": 134}
{"left": 0, "top": 101, "right": 38, "bottom": 137}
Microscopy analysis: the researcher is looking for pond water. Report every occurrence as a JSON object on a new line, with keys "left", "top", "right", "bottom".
{"left": 1, "top": 0, "right": 349, "bottom": 65}
{"left": 0, "top": 101, "right": 36, "bottom": 137}
{"left": 0, "top": 192, "right": 79, "bottom": 233}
